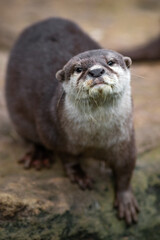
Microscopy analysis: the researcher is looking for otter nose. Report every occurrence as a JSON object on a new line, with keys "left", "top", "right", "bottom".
{"left": 88, "top": 68, "right": 105, "bottom": 78}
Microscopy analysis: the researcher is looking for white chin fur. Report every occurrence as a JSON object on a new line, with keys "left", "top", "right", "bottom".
{"left": 88, "top": 84, "right": 112, "bottom": 98}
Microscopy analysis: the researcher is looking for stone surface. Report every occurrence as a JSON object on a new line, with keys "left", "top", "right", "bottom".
{"left": 0, "top": 0, "right": 160, "bottom": 239}
{"left": 0, "top": 139, "right": 160, "bottom": 239}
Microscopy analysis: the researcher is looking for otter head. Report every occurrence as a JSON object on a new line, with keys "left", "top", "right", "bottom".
{"left": 56, "top": 49, "right": 132, "bottom": 109}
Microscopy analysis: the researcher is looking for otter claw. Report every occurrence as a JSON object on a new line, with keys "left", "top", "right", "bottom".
{"left": 65, "top": 163, "right": 94, "bottom": 190}
{"left": 18, "top": 146, "right": 53, "bottom": 170}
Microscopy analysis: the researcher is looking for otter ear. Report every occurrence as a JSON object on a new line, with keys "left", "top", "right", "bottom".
{"left": 124, "top": 56, "right": 132, "bottom": 68}
{"left": 56, "top": 69, "right": 65, "bottom": 82}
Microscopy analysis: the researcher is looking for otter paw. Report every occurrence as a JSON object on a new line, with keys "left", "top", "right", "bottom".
{"left": 65, "top": 163, "right": 94, "bottom": 190}
{"left": 18, "top": 146, "right": 53, "bottom": 170}
{"left": 114, "top": 190, "right": 140, "bottom": 225}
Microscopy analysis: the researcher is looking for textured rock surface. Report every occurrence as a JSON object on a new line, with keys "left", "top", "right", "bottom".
{"left": 0, "top": 0, "right": 160, "bottom": 239}
{"left": 0, "top": 138, "right": 160, "bottom": 239}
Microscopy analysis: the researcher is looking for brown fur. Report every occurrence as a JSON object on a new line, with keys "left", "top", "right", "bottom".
{"left": 5, "top": 18, "right": 139, "bottom": 224}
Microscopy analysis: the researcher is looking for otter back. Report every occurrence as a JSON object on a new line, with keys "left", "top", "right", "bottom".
{"left": 5, "top": 17, "right": 100, "bottom": 144}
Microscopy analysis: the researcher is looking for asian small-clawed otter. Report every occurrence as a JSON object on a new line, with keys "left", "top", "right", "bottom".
{"left": 5, "top": 18, "right": 139, "bottom": 225}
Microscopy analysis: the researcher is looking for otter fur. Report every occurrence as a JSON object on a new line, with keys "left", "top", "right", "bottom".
{"left": 120, "top": 34, "right": 160, "bottom": 61}
{"left": 5, "top": 17, "right": 139, "bottom": 224}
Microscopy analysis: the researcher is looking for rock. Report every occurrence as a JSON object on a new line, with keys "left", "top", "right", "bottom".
{"left": 0, "top": 138, "right": 160, "bottom": 239}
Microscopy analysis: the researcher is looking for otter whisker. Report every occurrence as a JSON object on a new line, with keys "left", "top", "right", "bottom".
{"left": 75, "top": 84, "right": 84, "bottom": 108}
{"left": 75, "top": 85, "right": 82, "bottom": 101}
{"left": 91, "top": 96, "right": 99, "bottom": 108}
{"left": 131, "top": 71, "right": 146, "bottom": 79}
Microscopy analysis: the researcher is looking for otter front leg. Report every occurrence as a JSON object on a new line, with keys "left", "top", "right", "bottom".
{"left": 60, "top": 153, "right": 93, "bottom": 190}
{"left": 113, "top": 165, "right": 140, "bottom": 225}
{"left": 111, "top": 140, "right": 140, "bottom": 225}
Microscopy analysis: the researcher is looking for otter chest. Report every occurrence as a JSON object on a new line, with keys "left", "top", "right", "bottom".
{"left": 62, "top": 105, "right": 131, "bottom": 155}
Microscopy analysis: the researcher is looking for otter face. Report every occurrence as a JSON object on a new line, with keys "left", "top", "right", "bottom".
{"left": 56, "top": 49, "right": 132, "bottom": 106}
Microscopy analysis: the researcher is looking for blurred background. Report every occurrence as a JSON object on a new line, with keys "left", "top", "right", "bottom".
{"left": 0, "top": 0, "right": 160, "bottom": 51}
{"left": 0, "top": 1, "right": 160, "bottom": 238}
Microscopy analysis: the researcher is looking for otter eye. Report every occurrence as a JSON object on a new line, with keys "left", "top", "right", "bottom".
{"left": 75, "top": 67, "right": 83, "bottom": 73}
{"left": 107, "top": 60, "right": 115, "bottom": 66}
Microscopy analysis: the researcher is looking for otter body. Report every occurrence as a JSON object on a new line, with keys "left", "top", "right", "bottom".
{"left": 6, "top": 18, "right": 100, "bottom": 147}
{"left": 6, "top": 18, "right": 139, "bottom": 224}
{"left": 121, "top": 34, "right": 160, "bottom": 62}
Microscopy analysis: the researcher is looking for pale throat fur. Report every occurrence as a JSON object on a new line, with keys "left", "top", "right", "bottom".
{"left": 59, "top": 60, "right": 133, "bottom": 155}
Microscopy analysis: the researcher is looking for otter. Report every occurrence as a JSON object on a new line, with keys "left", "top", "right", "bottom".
{"left": 5, "top": 17, "right": 139, "bottom": 224}
{"left": 120, "top": 34, "right": 160, "bottom": 62}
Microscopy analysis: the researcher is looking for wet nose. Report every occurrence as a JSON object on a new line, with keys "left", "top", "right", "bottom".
{"left": 88, "top": 68, "right": 105, "bottom": 78}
